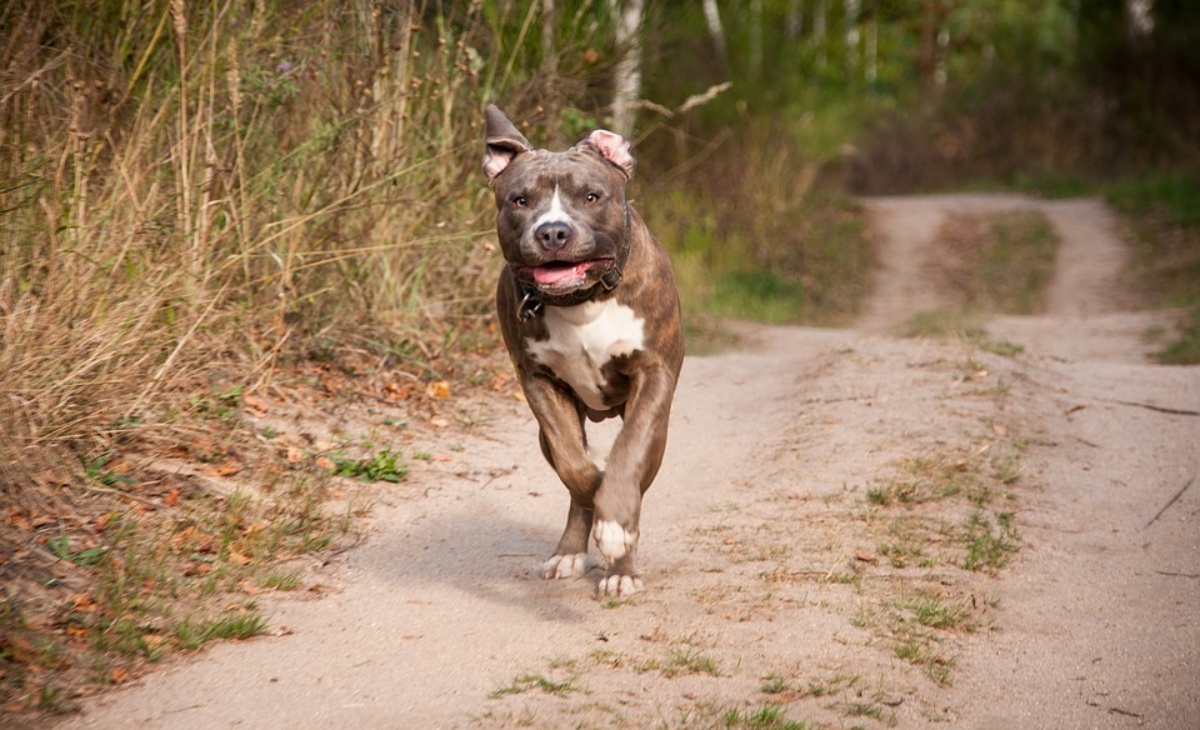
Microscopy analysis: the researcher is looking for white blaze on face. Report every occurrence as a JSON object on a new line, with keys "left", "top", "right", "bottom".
{"left": 526, "top": 299, "right": 645, "bottom": 412}
{"left": 532, "top": 186, "right": 574, "bottom": 230}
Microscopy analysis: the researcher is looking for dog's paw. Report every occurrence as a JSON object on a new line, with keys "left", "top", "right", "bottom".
{"left": 541, "top": 553, "right": 587, "bottom": 580}
{"left": 596, "top": 574, "right": 644, "bottom": 598}
{"left": 592, "top": 520, "right": 636, "bottom": 565}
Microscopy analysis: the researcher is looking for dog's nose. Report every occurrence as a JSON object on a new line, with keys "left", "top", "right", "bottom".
{"left": 534, "top": 221, "right": 574, "bottom": 252}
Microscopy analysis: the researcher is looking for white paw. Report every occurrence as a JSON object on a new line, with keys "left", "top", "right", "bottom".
{"left": 597, "top": 574, "right": 644, "bottom": 597}
{"left": 541, "top": 553, "right": 587, "bottom": 579}
{"left": 592, "top": 520, "right": 636, "bottom": 565}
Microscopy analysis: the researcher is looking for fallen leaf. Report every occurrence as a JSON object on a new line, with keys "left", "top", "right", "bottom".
{"left": 243, "top": 394, "right": 269, "bottom": 412}
{"left": 109, "top": 667, "right": 130, "bottom": 684}
{"left": 854, "top": 550, "right": 878, "bottom": 563}
{"left": 315, "top": 456, "right": 335, "bottom": 471}
{"left": 216, "top": 461, "right": 242, "bottom": 477}
{"left": 7, "top": 508, "right": 30, "bottom": 531}
{"left": 429, "top": 417, "right": 449, "bottom": 429}
{"left": 286, "top": 446, "right": 304, "bottom": 464}
{"left": 185, "top": 561, "right": 213, "bottom": 576}
{"left": 433, "top": 455, "right": 453, "bottom": 462}
{"left": 163, "top": 488, "right": 181, "bottom": 507}
{"left": 142, "top": 634, "right": 166, "bottom": 651}
{"left": 993, "top": 423, "right": 1009, "bottom": 437}
{"left": 71, "top": 594, "right": 99, "bottom": 612}
{"left": 94, "top": 511, "right": 117, "bottom": 531}
{"left": 227, "top": 551, "right": 252, "bottom": 566}
{"left": 237, "top": 579, "right": 260, "bottom": 595}
{"left": 426, "top": 380, "right": 452, "bottom": 399}
{"left": 35, "top": 470, "right": 71, "bottom": 487}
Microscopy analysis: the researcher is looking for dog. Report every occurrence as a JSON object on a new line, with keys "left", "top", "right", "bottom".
{"left": 483, "top": 105, "right": 684, "bottom": 597}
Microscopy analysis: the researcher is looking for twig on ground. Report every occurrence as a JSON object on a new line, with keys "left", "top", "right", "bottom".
{"left": 1144, "top": 475, "right": 1196, "bottom": 529}
{"left": 1104, "top": 399, "right": 1200, "bottom": 417}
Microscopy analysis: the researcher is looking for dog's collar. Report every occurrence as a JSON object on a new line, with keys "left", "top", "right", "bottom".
{"left": 515, "top": 204, "right": 633, "bottom": 322}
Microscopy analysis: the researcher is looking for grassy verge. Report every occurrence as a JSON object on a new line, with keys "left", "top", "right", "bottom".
{"left": 1105, "top": 174, "right": 1200, "bottom": 364}
{"left": 1, "top": 459, "right": 347, "bottom": 716}
{"left": 648, "top": 185, "right": 872, "bottom": 338}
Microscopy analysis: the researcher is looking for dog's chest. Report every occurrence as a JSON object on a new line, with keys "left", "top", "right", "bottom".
{"left": 526, "top": 299, "right": 645, "bottom": 411}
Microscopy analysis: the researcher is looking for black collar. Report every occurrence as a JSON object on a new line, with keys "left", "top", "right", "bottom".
{"left": 515, "top": 204, "right": 633, "bottom": 322}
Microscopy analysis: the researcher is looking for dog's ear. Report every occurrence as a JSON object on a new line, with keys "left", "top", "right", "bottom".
{"left": 580, "top": 129, "right": 636, "bottom": 178}
{"left": 483, "top": 105, "right": 532, "bottom": 182}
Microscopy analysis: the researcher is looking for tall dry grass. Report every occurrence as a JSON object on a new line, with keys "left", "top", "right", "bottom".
{"left": 0, "top": 0, "right": 606, "bottom": 491}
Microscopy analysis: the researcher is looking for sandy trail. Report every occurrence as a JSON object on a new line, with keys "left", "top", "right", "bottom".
{"left": 57, "top": 196, "right": 1198, "bottom": 729}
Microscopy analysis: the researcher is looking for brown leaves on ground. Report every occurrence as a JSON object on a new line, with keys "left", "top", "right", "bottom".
{"left": 0, "top": 323, "right": 516, "bottom": 723}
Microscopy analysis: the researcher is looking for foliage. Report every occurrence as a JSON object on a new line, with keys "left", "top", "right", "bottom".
{"left": 331, "top": 449, "right": 408, "bottom": 483}
{"left": 1106, "top": 173, "right": 1200, "bottom": 363}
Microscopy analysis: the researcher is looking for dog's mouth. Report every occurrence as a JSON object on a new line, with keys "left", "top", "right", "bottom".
{"left": 516, "top": 259, "right": 614, "bottom": 293}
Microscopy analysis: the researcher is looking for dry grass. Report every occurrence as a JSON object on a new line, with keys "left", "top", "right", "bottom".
{"left": 0, "top": 0, "right": 616, "bottom": 717}
{"left": 1, "top": 0, "right": 520, "bottom": 480}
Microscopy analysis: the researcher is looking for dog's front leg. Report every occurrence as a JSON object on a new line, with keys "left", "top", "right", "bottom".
{"left": 592, "top": 364, "right": 678, "bottom": 596}
{"left": 523, "top": 375, "right": 602, "bottom": 580}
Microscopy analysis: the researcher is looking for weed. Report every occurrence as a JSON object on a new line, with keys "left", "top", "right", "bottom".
{"left": 894, "top": 641, "right": 955, "bottom": 686}
{"left": 261, "top": 571, "right": 302, "bottom": 591}
{"left": 489, "top": 672, "right": 579, "bottom": 699}
{"left": 963, "top": 511, "right": 1020, "bottom": 573}
{"left": 174, "top": 612, "right": 267, "bottom": 651}
{"left": 36, "top": 685, "right": 73, "bottom": 715}
{"left": 331, "top": 449, "right": 408, "bottom": 483}
{"left": 992, "top": 455, "right": 1024, "bottom": 486}
{"left": 645, "top": 646, "right": 721, "bottom": 678}
{"left": 82, "top": 453, "right": 137, "bottom": 488}
{"left": 759, "top": 672, "right": 789, "bottom": 694}
{"left": 722, "top": 704, "right": 810, "bottom": 729}
{"left": 903, "top": 596, "right": 975, "bottom": 632}
{"left": 803, "top": 673, "right": 860, "bottom": 698}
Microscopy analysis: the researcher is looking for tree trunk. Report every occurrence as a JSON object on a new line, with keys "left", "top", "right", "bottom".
{"left": 845, "top": 0, "right": 860, "bottom": 77}
{"left": 701, "top": 0, "right": 729, "bottom": 69}
{"left": 610, "top": 0, "right": 644, "bottom": 139}
{"left": 814, "top": 0, "right": 827, "bottom": 71}
{"left": 787, "top": 0, "right": 804, "bottom": 40}
{"left": 866, "top": 0, "right": 877, "bottom": 84}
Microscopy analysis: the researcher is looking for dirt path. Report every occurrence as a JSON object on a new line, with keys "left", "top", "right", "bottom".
{"left": 58, "top": 196, "right": 1198, "bottom": 729}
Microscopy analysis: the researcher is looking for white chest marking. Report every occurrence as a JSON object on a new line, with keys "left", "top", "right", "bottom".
{"left": 526, "top": 300, "right": 645, "bottom": 411}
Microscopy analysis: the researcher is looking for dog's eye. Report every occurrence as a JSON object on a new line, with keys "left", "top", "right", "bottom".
{"left": 585, "top": 192, "right": 601, "bottom": 203}
{"left": 512, "top": 195, "right": 528, "bottom": 208}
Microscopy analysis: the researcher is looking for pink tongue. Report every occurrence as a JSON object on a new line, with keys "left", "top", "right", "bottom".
{"left": 533, "top": 263, "right": 582, "bottom": 285}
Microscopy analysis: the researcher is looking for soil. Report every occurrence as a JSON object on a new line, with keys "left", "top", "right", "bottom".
{"left": 56, "top": 195, "right": 1199, "bottom": 729}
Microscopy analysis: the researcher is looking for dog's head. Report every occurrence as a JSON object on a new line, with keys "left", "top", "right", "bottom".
{"left": 483, "top": 105, "right": 636, "bottom": 301}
